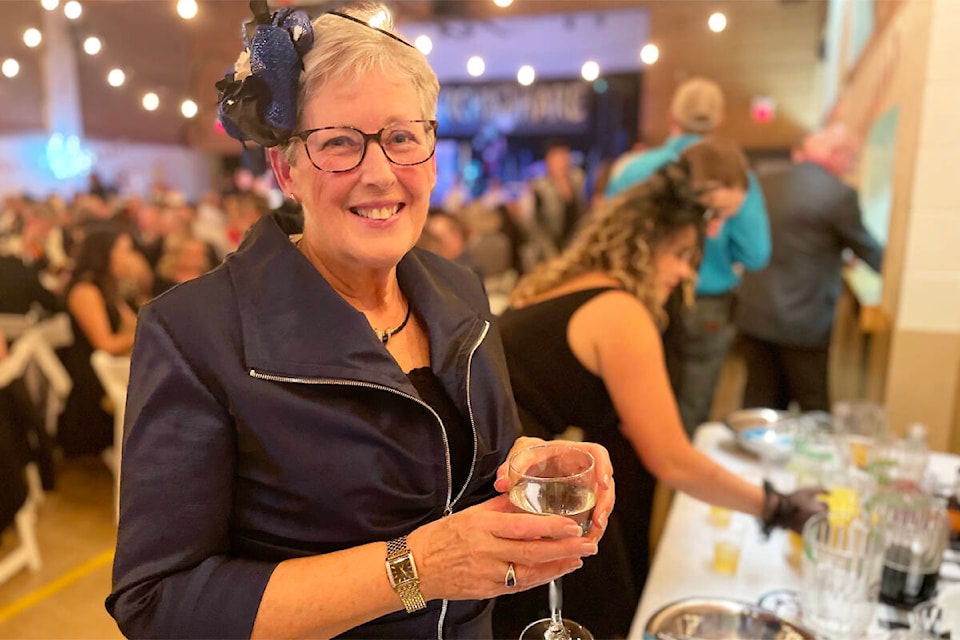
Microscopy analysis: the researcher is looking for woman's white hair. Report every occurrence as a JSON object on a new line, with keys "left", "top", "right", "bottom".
{"left": 279, "top": 2, "right": 439, "bottom": 164}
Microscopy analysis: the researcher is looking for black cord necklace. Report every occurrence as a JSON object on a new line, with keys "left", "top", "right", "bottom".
{"left": 374, "top": 303, "right": 412, "bottom": 345}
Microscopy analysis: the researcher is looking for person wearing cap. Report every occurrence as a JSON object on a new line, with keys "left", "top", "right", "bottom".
{"left": 605, "top": 77, "right": 771, "bottom": 436}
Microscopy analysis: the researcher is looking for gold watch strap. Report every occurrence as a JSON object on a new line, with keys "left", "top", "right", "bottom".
{"left": 386, "top": 536, "right": 427, "bottom": 613}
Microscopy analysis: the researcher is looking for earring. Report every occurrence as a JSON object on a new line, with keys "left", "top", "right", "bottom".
{"left": 288, "top": 193, "right": 300, "bottom": 204}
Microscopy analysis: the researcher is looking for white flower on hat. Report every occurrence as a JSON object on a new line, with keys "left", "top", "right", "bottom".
{"left": 234, "top": 49, "right": 252, "bottom": 81}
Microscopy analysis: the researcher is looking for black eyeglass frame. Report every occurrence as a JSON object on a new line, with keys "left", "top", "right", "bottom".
{"left": 291, "top": 119, "right": 439, "bottom": 173}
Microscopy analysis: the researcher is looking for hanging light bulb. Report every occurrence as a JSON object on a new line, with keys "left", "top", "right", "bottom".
{"left": 414, "top": 35, "right": 432, "bottom": 55}
{"left": 493, "top": 0, "right": 514, "bottom": 7}
{"left": 708, "top": 12, "right": 727, "bottom": 33}
{"left": 142, "top": 92, "right": 160, "bottom": 111}
{"left": 63, "top": 1, "right": 82, "bottom": 20}
{"left": 2, "top": 59, "right": 20, "bottom": 78}
{"left": 24, "top": 28, "right": 43, "bottom": 48}
{"left": 176, "top": 0, "right": 198, "bottom": 20}
{"left": 180, "top": 99, "right": 198, "bottom": 119}
{"left": 640, "top": 43, "right": 660, "bottom": 65}
{"left": 41, "top": 0, "right": 60, "bottom": 11}
{"left": 581, "top": 60, "right": 600, "bottom": 82}
{"left": 517, "top": 65, "right": 535, "bottom": 86}
{"left": 83, "top": 36, "right": 102, "bottom": 55}
{"left": 467, "top": 56, "right": 485, "bottom": 77}
{"left": 107, "top": 68, "right": 125, "bottom": 87}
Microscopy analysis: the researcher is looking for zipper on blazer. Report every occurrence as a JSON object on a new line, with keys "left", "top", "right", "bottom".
{"left": 249, "top": 319, "right": 491, "bottom": 640}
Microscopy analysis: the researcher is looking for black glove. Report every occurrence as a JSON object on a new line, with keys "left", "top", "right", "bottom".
{"left": 761, "top": 481, "right": 827, "bottom": 535}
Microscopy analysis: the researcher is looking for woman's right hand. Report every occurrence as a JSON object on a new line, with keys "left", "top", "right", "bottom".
{"left": 406, "top": 493, "right": 598, "bottom": 602}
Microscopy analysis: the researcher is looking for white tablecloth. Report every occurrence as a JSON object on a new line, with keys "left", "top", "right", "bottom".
{"left": 628, "top": 422, "right": 960, "bottom": 638}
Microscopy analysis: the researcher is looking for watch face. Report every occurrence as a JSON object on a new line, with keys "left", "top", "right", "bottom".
{"left": 388, "top": 556, "right": 418, "bottom": 585}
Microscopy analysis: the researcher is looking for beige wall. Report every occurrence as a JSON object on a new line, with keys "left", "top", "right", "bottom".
{"left": 642, "top": 0, "right": 826, "bottom": 149}
{"left": 827, "top": 0, "right": 960, "bottom": 452}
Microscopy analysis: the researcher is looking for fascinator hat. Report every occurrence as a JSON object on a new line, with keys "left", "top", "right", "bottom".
{"left": 216, "top": 1, "right": 423, "bottom": 149}
{"left": 216, "top": 0, "right": 314, "bottom": 148}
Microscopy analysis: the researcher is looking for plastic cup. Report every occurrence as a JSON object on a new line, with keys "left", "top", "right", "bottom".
{"left": 712, "top": 514, "right": 748, "bottom": 575}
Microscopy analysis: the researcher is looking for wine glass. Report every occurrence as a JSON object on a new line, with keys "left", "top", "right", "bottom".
{"left": 508, "top": 443, "right": 597, "bottom": 640}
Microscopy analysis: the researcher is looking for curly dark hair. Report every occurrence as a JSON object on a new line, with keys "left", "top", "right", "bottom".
{"left": 510, "top": 139, "right": 748, "bottom": 325}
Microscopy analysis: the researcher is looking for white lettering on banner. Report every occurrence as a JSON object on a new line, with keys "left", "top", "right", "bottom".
{"left": 438, "top": 81, "right": 589, "bottom": 131}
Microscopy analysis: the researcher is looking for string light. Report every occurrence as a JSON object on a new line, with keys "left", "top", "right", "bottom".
{"left": 107, "top": 68, "right": 125, "bottom": 87}
{"left": 83, "top": 36, "right": 102, "bottom": 55}
{"left": 176, "top": 0, "right": 198, "bottom": 20}
{"left": 414, "top": 35, "right": 432, "bottom": 55}
{"left": 63, "top": 1, "right": 82, "bottom": 20}
{"left": 581, "top": 60, "right": 600, "bottom": 82}
{"left": 40, "top": 0, "right": 60, "bottom": 11}
{"left": 142, "top": 92, "right": 160, "bottom": 111}
{"left": 517, "top": 65, "right": 535, "bottom": 86}
{"left": 2, "top": 59, "right": 20, "bottom": 78}
{"left": 493, "top": 0, "right": 514, "bottom": 7}
{"left": 180, "top": 99, "right": 198, "bottom": 118}
{"left": 467, "top": 55, "right": 485, "bottom": 77}
{"left": 708, "top": 12, "right": 727, "bottom": 33}
{"left": 24, "top": 28, "right": 43, "bottom": 48}
{"left": 640, "top": 43, "right": 659, "bottom": 65}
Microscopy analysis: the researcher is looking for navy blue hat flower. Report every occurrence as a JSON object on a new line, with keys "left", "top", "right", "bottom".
{"left": 216, "top": 0, "right": 313, "bottom": 148}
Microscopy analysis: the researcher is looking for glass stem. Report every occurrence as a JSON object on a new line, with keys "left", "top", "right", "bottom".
{"left": 548, "top": 578, "right": 566, "bottom": 637}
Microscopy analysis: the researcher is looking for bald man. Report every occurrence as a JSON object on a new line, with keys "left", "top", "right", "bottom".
{"left": 734, "top": 125, "right": 884, "bottom": 411}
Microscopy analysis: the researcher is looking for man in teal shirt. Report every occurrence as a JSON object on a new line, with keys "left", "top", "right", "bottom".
{"left": 606, "top": 77, "right": 771, "bottom": 436}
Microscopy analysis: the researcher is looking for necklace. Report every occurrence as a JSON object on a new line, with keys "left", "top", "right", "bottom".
{"left": 373, "top": 303, "right": 412, "bottom": 345}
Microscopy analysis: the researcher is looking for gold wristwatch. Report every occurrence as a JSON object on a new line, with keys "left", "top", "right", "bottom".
{"left": 385, "top": 535, "right": 427, "bottom": 613}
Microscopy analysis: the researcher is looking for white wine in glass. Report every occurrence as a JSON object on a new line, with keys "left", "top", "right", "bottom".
{"left": 508, "top": 443, "right": 598, "bottom": 640}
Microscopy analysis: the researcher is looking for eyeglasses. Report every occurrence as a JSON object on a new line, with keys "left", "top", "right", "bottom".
{"left": 291, "top": 120, "right": 438, "bottom": 173}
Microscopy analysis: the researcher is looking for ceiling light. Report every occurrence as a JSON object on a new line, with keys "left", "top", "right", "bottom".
{"left": 493, "top": 0, "right": 514, "bottom": 7}
{"left": 414, "top": 35, "right": 432, "bottom": 55}
{"left": 2, "top": 59, "right": 20, "bottom": 78}
{"left": 180, "top": 99, "right": 198, "bottom": 119}
{"left": 107, "top": 68, "right": 125, "bottom": 87}
{"left": 41, "top": 0, "right": 60, "bottom": 10}
{"left": 517, "top": 65, "right": 535, "bottom": 86}
{"left": 176, "top": 0, "right": 198, "bottom": 20}
{"left": 708, "top": 12, "right": 727, "bottom": 33}
{"left": 63, "top": 1, "right": 82, "bottom": 20}
{"left": 467, "top": 56, "right": 485, "bottom": 78}
{"left": 640, "top": 43, "right": 659, "bottom": 65}
{"left": 83, "top": 36, "right": 101, "bottom": 55}
{"left": 368, "top": 9, "right": 389, "bottom": 29}
{"left": 142, "top": 92, "right": 160, "bottom": 111}
{"left": 581, "top": 60, "right": 600, "bottom": 82}
{"left": 24, "top": 28, "right": 42, "bottom": 48}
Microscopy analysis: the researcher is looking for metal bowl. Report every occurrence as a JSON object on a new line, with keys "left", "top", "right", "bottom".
{"left": 644, "top": 597, "right": 817, "bottom": 640}
{"left": 723, "top": 408, "right": 796, "bottom": 460}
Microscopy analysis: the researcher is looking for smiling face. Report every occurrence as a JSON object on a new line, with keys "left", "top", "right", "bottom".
{"left": 652, "top": 224, "right": 699, "bottom": 305}
{"left": 271, "top": 67, "right": 436, "bottom": 278}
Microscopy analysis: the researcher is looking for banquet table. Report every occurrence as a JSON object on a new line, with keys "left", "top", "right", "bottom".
{"left": 628, "top": 422, "right": 960, "bottom": 638}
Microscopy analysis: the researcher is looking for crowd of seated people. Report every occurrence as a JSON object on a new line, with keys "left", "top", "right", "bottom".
{"left": 0, "top": 181, "right": 273, "bottom": 473}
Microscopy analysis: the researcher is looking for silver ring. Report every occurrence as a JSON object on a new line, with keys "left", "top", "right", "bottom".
{"left": 504, "top": 562, "right": 517, "bottom": 588}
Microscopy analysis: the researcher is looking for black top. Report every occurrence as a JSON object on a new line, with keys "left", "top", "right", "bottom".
{"left": 407, "top": 366, "right": 471, "bottom": 493}
{"left": 493, "top": 287, "right": 655, "bottom": 639}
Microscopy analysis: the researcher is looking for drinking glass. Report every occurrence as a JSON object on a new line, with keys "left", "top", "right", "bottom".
{"left": 508, "top": 443, "right": 597, "bottom": 640}
{"left": 800, "top": 512, "right": 885, "bottom": 640}
{"left": 871, "top": 493, "right": 950, "bottom": 608}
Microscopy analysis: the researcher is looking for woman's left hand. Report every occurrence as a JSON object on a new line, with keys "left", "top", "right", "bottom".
{"left": 493, "top": 436, "right": 615, "bottom": 544}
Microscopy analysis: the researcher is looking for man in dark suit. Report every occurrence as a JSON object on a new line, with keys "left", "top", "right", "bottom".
{"left": 734, "top": 125, "right": 883, "bottom": 411}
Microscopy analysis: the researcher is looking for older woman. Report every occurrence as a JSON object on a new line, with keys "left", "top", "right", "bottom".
{"left": 106, "top": 3, "right": 612, "bottom": 639}
{"left": 492, "top": 141, "right": 825, "bottom": 638}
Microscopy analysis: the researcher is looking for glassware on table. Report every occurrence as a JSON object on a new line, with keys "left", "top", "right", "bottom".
{"left": 711, "top": 512, "right": 749, "bottom": 576}
{"left": 870, "top": 492, "right": 950, "bottom": 608}
{"left": 800, "top": 511, "right": 885, "bottom": 640}
{"left": 832, "top": 400, "right": 888, "bottom": 471}
{"left": 508, "top": 443, "right": 597, "bottom": 640}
